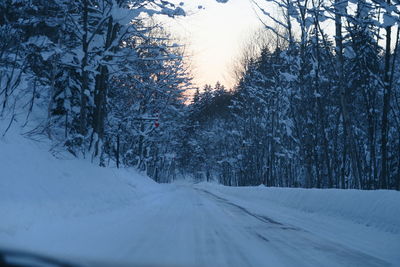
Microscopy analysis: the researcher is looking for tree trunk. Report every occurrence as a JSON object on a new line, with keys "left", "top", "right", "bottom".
{"left": 380, "top": 0, "right": 392, "bottom": 189}
{"left": 92, "top": 16, "right": 118, "bottom": 159}
{"left": 80, "top": 0, "right": 89, "bottom": 136}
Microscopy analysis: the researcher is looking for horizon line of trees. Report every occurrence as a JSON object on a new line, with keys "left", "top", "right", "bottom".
{"left": 1, "top": 0, "right": 400, "bottom": 190}
{"left": 177, "top": 0, "right": 400, "bottom": 190}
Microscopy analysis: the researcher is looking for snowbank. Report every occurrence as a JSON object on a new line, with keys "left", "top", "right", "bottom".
{"left": 0, "top": 125, "right": 161, "bottom": 242}
{"left": 197, "top": 183, "right": 400, "bottom": 234}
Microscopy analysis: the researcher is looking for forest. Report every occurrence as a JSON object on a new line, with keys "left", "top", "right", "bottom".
{"left": 1, "top": 0, "right": 400, "bottom": 190}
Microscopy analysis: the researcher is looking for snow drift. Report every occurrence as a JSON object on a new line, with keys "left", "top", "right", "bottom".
{"left": 0, "top": 125, "right": 161, "bottom": 245}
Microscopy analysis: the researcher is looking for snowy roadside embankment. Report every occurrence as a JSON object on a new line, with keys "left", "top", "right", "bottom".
{"left": 0, "top": 127, "right": 162, "bottom": 244}
{"left": 196, "top": 182, "right": 400, "bottom": 234}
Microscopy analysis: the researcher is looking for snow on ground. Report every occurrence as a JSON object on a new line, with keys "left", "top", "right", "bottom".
{"left": 0, "top": 127, "right": 399, "bottom": 266}
{"left": 196, "top": 182, "right": 400, "bottom": 233}
{"left": 195, "top": 182, "right": 400, "bottom": 266}
{"left": 0, "top": 126, "right": 165, "bottom": 260}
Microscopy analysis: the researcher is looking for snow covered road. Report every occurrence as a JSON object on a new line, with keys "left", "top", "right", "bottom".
{"left": 118, "top": 185, "right": 393, "bottom": 267}
{"left": 192, "top": 187, "right": 390, "bottom": 267}
{"left": 3, "top": 183, "right": 397, "bottom": 267}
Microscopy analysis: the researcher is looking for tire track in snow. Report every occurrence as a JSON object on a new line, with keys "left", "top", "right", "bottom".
{"left": 194, "top": 187, "right": 391, "bottom": 267}
{"left": 195, "top": 188, "right": 299, "bottom": 230}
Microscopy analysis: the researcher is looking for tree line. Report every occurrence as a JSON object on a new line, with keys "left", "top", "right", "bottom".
{"left": 178, "top": 0, "right": 400, "bottom": 190}
{"left": 1, "top": 0, "right": 400, "bottom": 190}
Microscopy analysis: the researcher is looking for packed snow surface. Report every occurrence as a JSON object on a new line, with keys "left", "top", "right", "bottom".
{"left": 1, "top": 132, "right": 399, "bottom": 266}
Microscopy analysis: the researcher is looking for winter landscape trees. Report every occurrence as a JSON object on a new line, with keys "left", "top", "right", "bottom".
{"left": 178, "top": 0, "right": 400, "bottom": 190}
{"left": 0, "top": 0, "right": 188, "bottom": 175}
{"left": 1, "top": 0, "right": 400, "bottom": 190}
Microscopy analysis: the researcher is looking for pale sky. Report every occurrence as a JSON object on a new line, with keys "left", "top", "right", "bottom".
{"left": 161, "top": 0, "right": 263, "bottom": 89}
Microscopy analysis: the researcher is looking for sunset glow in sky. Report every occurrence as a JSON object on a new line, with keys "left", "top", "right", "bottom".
{"left": 163, "top": 0, "right": 263, "bottom": 89}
